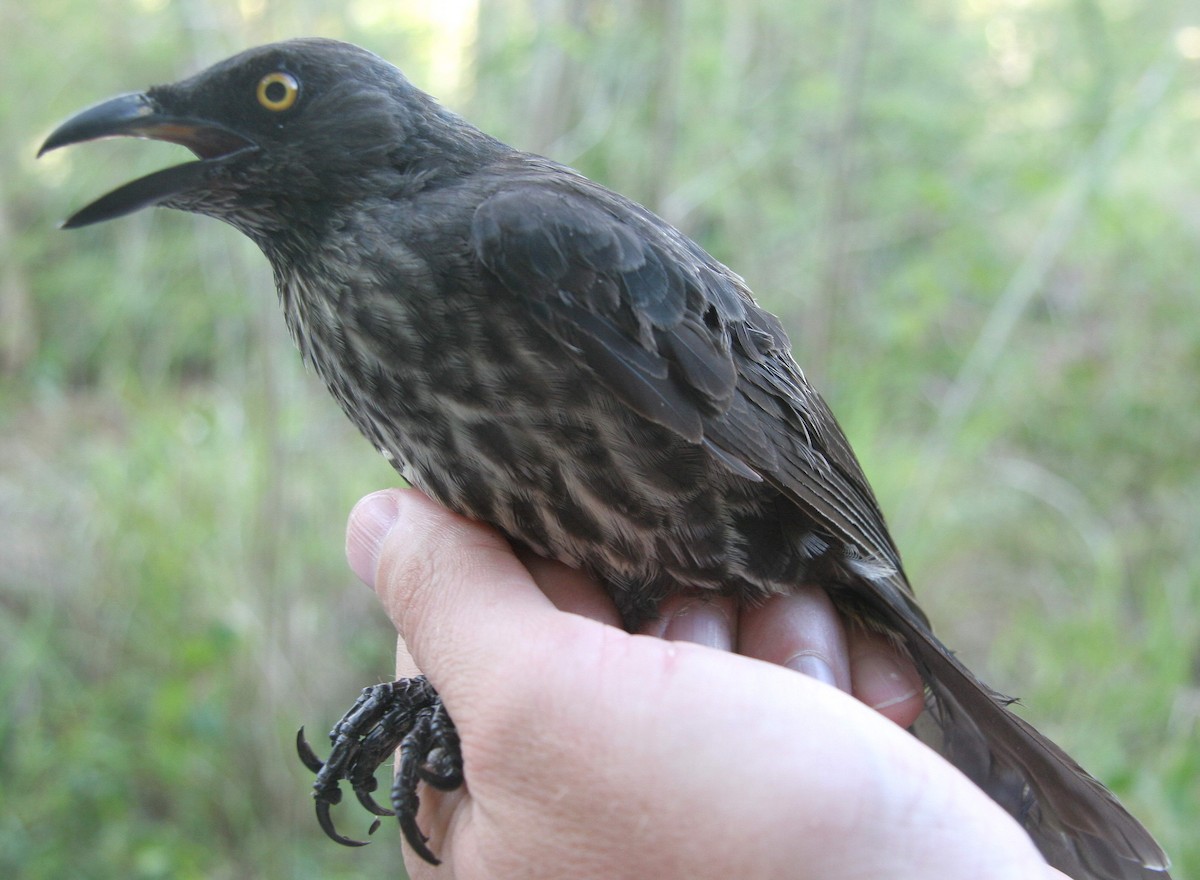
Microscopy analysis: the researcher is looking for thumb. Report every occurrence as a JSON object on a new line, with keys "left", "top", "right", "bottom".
{"left": 344, "top": 488, "right": 555, "bottom": 691}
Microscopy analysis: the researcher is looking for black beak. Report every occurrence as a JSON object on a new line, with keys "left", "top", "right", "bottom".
{"left": 39, "top": 92, "right": 257, "bottom": 228}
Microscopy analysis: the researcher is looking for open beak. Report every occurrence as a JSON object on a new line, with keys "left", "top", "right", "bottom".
{"left": 39, "top": 92, "right": 257, "bottom": 228}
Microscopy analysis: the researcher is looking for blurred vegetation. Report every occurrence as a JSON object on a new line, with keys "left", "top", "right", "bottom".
{"left": 2, "top": 0, "right": 1198, "bottom": 877}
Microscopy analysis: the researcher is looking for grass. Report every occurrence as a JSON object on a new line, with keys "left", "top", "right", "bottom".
{"left": 0, "top": 361, "right": 407, "bottom": 878}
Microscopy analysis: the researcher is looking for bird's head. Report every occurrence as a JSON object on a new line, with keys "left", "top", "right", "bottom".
{"left": 40, "top": 38, "right": 501, "bottom": 245}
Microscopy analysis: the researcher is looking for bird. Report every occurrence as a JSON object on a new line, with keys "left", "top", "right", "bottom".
{"left": 40, "top": 38, "right": 1169, "bottom": 879}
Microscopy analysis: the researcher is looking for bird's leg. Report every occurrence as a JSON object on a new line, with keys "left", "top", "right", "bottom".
{"left": 297, "top": 675, "right": 461, "bottom": 864}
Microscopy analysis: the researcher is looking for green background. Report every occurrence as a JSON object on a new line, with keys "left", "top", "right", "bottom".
{"left": 2, "top": 1, "right": 1197, "bottom": 877}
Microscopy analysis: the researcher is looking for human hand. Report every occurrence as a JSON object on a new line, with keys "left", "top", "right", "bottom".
{"left": 346, "top": 488, "right": 1063, "bottom": 880}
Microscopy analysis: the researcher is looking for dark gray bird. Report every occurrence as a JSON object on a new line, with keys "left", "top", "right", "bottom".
{"left": 40, "top": 38, "right": 1169, "bottom": 878}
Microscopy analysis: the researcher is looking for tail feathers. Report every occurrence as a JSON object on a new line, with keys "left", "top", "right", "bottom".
{"left": 895, "top": 612, "right": 1170, "bottom": 880}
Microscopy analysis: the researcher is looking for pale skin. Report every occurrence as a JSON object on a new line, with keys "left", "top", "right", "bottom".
{"left": 345, "top": 487, "right": 1066, "bottom": 880}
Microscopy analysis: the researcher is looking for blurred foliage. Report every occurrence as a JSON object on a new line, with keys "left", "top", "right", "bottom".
{"left": 2, "top": 0, "right": 1198, "bottom": 877}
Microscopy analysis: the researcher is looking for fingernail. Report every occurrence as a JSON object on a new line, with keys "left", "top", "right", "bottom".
{"left": 662, "top": 603, "right": 733, "bottom": 650}
{"left": 854, "top": 650, "right": 922, "bottom": 711}
{"left": 787, "top": 652, "right": 838, "bottom": 688}
{"left": 346, "top": 490, "right": 401, "bottom": 588}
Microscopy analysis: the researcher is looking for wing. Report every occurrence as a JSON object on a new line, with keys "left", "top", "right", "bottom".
{"left": 470, "top": 179, "right": 905, "bottom": 582}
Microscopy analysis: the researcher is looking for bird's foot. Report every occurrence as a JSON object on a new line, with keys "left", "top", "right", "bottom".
{"left": 297, "top": 675, "right": 462, "bottom": 865}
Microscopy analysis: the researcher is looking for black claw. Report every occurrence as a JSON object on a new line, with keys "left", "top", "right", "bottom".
{"left": 316, "top": 799, "right": 371, "bottom": 848}
{"left": 295, "top": 727, "right": 325, "bottom": 773}
{"left": 398, "top": 811, "right": 440, "bottom": 866}
{"left": 299, "top": 676, "right": 459, "bottom": 864}
{"left": 355, "top": 786, "right": 395, "bottom": 817}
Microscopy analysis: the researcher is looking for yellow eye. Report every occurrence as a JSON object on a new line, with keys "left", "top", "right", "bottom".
{"left": 256, "top": 72, "right": 299, "bottom": 112}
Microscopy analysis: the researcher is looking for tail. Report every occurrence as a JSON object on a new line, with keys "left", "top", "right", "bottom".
{"left": 886, "top": 596, "right": 1170, "bottom": 880}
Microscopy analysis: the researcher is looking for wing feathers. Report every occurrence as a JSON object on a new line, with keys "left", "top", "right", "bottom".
{"left": 471, "top": 179, "right": 896, "bottom": 565}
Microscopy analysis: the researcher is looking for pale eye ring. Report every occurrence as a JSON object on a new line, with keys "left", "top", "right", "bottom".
{"left": 256, "top": 72, "right": 299, "bottom": 112}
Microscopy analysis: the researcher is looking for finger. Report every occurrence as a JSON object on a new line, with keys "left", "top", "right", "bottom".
{"left": 736, "top": 587, "right": 851, "bottom": 692}
{"left": 846, "top": 625, "right": 925, "bottom": 727}
{"left": 358, "top": 508, "right": 498, "bottom": 875}
{"left": 516, "top": 549, "right": 623, "bottom": 627}
{"left": 345, "top": 488, "right": 561, "bottom": 699}
{"left": 638, "top": 594, "right": 736, "bottom": 650}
